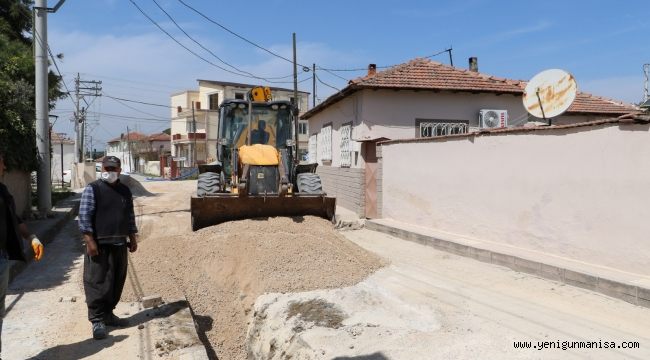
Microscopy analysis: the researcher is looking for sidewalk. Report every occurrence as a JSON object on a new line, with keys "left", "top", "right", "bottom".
{"left": 3, "top": 194, "right": 209, "bottom": 360}
{"left": 366, "top": 218, "right": 650, "bottom": 309}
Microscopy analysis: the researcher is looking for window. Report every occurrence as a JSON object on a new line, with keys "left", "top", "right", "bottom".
{"left": 235, "top": 92, "right": 245, "bottom": 100}
{"left": 319, "top": 125, "right": 332, "bottom": 162}
{"left": 299, "top": 122, "right": 308, "bottom": 135}
{"left": 340, "top": 123, "right": 352, "bottom": 167}
{"left": 290, "top": 96, "right": 301, "bottom": 111}
{"left": 209, "top": 93, "right": 219, "bottom": 110}
{"left": 186, "top": 120, "right": 196, "bottom": 133}
{"left": 417, "top": 120, "right": 468, "bottom": 137}
{"left": 308, "top": 134, "right": 317, "bottom": 163}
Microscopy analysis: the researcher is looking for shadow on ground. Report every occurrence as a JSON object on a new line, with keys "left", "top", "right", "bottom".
{"left": 121, "top": 299, "right": 188, "bottom": 329}
{"left": 191, "top": 312, "right": 218, "bottom": 360}
{"left": 8, "top": 220, "right": 84, "bottom": 295}
{"left": 332, "top": 353, "right": 389, "bottom": 360}
{"left": 25, "top": 334, "right": 128, "bottom": 360}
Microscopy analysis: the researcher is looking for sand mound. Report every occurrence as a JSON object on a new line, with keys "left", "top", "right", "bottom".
{"left": 123, "top": 216, "right": 386, "bottom": 360}
{"left": 119, "top": 174, "right": 154, "bottom": 197}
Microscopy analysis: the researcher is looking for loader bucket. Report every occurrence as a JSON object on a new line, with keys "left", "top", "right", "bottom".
{"left": 190, "top": 194, "right": 336, "bottom": 231}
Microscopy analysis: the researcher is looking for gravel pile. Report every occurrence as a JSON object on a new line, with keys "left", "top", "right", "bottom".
{"left": 123, "top": 214, "right": 386, "bottom": 360}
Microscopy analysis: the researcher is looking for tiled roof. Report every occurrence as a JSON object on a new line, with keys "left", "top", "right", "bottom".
{"left": 107, "top": 132, "right": 148, "bottom": 143}
{"left": 148, "top": 133, "right": 170, "bottom": 141}
{"left": 568, "top": 92, "right": 639, "bottom": 114}
{"left": 302, "top": 58, "right": 639, "bottom": 119}
{"left": 349, "top": 58, "right": 524, "bottom": 94}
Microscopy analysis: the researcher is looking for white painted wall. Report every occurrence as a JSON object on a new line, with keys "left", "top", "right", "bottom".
{"left": 381, "top": 123, "right": 650, "bottom": 275}
{"left": 51, "top": 142, "right": 75, "bottom": 182}
{"left": 307, "top": 89, "right": 621, "bottom": 169}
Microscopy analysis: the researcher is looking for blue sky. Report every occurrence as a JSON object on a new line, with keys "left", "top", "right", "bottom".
{"left": 47, "top": 0, "right": 650, "bottom": 148}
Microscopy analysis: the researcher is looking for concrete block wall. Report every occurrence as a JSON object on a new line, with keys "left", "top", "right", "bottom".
{"left": 316, "top": 166, "right": 365, "bottom": 216}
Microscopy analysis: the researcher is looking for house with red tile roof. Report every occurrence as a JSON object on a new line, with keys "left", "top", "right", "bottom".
{"left": 105, "top": 131, "right": 170, "bottom": 173}
{"left": 301, "top": 58, "right": 640, "bottom": 216}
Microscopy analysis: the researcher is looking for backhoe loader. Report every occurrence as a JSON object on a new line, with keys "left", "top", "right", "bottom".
{"left": 190, "top": 87, "right": 336, "bottom": 231}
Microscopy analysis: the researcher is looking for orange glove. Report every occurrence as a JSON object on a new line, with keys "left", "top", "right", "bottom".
{"left": 31, "top": 237, "right": 44, "bottom": 261}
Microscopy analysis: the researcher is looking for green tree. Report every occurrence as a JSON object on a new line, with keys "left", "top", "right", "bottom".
{"left": 0, "top": 0, "right": 66, "bottom": 172}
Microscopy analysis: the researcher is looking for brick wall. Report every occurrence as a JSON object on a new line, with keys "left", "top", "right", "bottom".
{"left": 316, "top": 166, "right": 365, "bottom": 216}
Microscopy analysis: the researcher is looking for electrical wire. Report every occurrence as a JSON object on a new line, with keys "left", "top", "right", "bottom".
{"left": 104, "top": 95, "right": 173, "bottom": 108}
{"left": 315, "top": 74, "right": 340, "bottom": 92}
{"left": 176, "top": 0, "right": 310, "bottom": 69}
{"left": 150, "top": 0, "right": 296, "bottom": 81}
{"left": 106, "top": 94, "right": 170, "bottom": 119}
{"left": 128, "top": 0, "right": 298, "bottom": 84}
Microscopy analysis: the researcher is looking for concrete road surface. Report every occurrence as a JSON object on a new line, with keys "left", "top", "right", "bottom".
{"left": 333, "top": 229, "right": 650, "bottom": 359}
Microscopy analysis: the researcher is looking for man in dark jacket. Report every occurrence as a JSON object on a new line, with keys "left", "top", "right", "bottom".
{"left": 78, "top": 156, "right": 138, "bottom": 340}
{"left": 0, "top": 152, "right": 44, "bottom": 357}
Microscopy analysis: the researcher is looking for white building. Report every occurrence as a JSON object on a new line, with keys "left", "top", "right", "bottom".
{"left": 302, "top": 58, "right": 640, "bottom": 217}
{"left": 50, "top": 132, "right": 75, "bottom": 186}
{"left": 170, "top": 80, "right": 310, "bottom": 167}
{"left": 105, "top": 131, "right": 147, "bottom": 174}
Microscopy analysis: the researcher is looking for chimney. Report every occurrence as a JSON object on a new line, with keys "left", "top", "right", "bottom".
{"left": 368, "top": 64, "right": 377, "bottom": 76}
{"left": 469, "top": 57, "right": 478, "bottom": 72}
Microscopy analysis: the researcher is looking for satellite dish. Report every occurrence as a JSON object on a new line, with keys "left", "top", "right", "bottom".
{"left": 523, "top": 69, "right": 577, "bottom": 120}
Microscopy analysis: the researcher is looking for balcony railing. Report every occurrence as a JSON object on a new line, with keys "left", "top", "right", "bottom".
{"left": 172, "top": 132, "right": 206, "bottom": 141}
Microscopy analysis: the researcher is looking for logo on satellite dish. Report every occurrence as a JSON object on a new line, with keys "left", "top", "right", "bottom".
{"left": 523, "top": 69, "right": 577, "bottom": 121}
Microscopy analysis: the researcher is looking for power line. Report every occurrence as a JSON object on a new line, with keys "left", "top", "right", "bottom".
{"left": 88, "top": 111, "right": 169, "bottom": 122}
{"left": 106, "top": 93, "right": 170, "bottom": 119}
{"left": 104, "top": 95, "right": 173, "bottom": 108}
{"left": 150, "top": 0, "right": 294, "bottom": 81}
{"left": 128, "top": 0, "right": 299, "bottom": 84}
{"left": 319, "top": 67, "right": 349, "bottom": 81}
{"left": 176, "top": 0, "right": 309, "bottom": 69}
{"left": 315, "top": 74, "right": 340, "bottom": 92}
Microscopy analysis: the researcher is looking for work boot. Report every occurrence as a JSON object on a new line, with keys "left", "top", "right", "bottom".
{"left": 105, "top": 312, "right": 129, "bottom": 327}
{"left": 92, "top": 321, "right": 107, "bottom": 340}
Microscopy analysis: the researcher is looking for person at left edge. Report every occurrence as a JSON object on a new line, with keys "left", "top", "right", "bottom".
{"left": 0, "top": 151, "right": 44, "bottom": 358}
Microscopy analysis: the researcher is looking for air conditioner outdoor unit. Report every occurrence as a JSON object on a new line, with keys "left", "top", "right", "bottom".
{"left": 479, "top": 109, "right": 508, "bottom": 129}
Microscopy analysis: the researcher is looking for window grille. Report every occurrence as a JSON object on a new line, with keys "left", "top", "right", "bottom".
{"left": 308, "top": 134, "right": 317, "bottom": 163}
{"left": 419, "top": 121, "right": 468, "bottom": 137}
{"left": 340, "top": 124, "right": 351, "bottom": 167}
{"left": 320, "top": 125, "right": 332, "bottom": 161}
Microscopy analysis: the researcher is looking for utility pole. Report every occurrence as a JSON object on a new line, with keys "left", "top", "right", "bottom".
{"left": 447, "top": 47, "right": 454, "bottom": 67}
{"left": 34, "top": 0, "right": 51, "bottom": 214}
{"left": 312, "top": 63, "right": 316, "bottom": 108}
{"left": 74, "top": 73, "right": 80, "bottom": 163}
{"left": 126, "top": 126, "right": 132, "bottom": 173}
{"left": 76, "top": 78, "right": 101, "bottom": 161}
{"left": 292, "top": 33, "right": 299, "bottom": 163}
{"left": 191, "top": 101, "right": 197, "bottom": 167}
{"left": 643, "top": 64, "right": 650, "bottom": 102}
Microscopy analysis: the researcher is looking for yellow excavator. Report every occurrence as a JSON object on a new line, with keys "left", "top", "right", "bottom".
{"left": 190, "top": 87, "right": 336, "bottom": 231}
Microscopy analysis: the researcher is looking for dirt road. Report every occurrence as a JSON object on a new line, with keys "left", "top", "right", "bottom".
{"left": 122, "top": 180, "right": 384, "bottom": 360}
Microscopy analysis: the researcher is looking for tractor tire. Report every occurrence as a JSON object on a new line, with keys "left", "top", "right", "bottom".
{"left": 296, "top": 173, "right": 323, "bottom": 194}
{"left": 197, "top": 171, "right": 221, "bottom": 197}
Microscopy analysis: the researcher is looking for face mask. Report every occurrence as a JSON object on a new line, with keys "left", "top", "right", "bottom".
{"left": 101, "top": 171, "right": 119, "bottom": 184}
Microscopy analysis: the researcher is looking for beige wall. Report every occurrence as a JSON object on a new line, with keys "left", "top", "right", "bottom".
{"left": 144, "top": 161, "right": 160, "bottom": 176}
{"left": 380, "top": 123, "right": 650, "bottom": 275}
{"left": 1, "top": 171, "right": 31, "bottom": 218}
{"left": 307, "top": 89, "right": 622, "bottom": 169}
